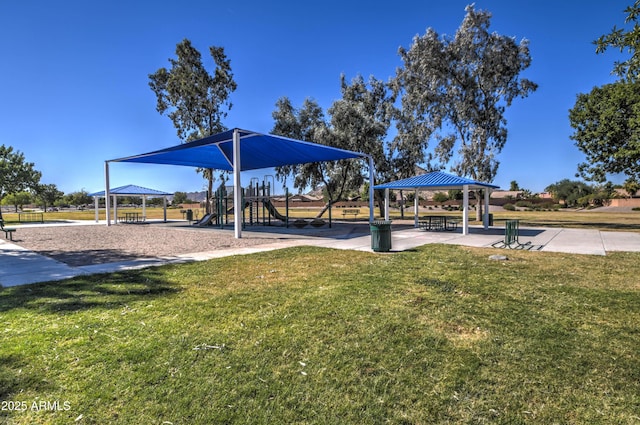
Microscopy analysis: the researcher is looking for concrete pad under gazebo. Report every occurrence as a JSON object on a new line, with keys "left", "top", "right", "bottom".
{"left": 89, "top": 184, "right": 172, "bottom": 223}
{"left": 374, "top": 171, "right": 499, "bottom": 235}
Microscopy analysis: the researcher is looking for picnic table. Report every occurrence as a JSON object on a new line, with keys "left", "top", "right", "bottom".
{"left": 418, "top": 215, "right": 459, "bottom": 231}
{"left": 119, "top": 212, "right": 145, "bottom": 223}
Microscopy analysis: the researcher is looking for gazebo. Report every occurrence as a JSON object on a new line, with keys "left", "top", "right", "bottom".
{"left": 89, "top": 184, "right": 172, "bottom": 223}
{"left": 105, "top": 128, "right": 374, "bottom": 238}
{"left": 374, "top": 171, "right": 499, "bottom": 235}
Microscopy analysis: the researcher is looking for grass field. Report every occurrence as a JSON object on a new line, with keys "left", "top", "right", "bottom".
{"left": 3, "top": 206, "right": 640, "bottom": 232}
{"left": 1, "top": 244, "right": 639, "bottom": 424}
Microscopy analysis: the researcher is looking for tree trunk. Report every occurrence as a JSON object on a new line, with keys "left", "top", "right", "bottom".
{"left": 475, "top": 190, "right": 482, "bottom": 221}
{"left": 375, "top": 191, "right": 385, "bottom": 218}
{"left": 315, "top": 200, "right": 334, "bottom": 219}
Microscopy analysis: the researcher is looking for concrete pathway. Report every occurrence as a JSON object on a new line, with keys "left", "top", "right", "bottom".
{"left": 1, "top": 221, "right": 639, "bottom": 287}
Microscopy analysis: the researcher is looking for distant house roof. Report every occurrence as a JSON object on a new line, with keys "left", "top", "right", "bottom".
{"left": 89, "top": 184, "right": 172, "bottom": 197}
{"left": 374, "top": 171, "right": 499, "bottom": 190}
{"left": 491, "top": 190, "right": 523, "bottom": 199}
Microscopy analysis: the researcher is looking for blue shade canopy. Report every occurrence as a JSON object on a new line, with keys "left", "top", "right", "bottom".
{"left": 374, "top": 171, "right": 499, "bottom": 190}
{"left": 89, "top": 184, "right": 172, "bottom": 197}
{"left": 108, "top": 128, "right": 368, "bottom": 171}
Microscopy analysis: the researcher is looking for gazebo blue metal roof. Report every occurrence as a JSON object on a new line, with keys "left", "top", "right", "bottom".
{"left": 374, "top": 171, "right": 499, "bottom": 190}
{"left": 89, "top": 184, "right": 172, "bottom": 197}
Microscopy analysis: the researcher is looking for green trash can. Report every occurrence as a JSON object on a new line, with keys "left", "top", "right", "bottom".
{"left": 370, "top": 220, "right": 392, "bottom": 252}
{"left": 186, "top": 209, "right": 193, "bottom": 222}
{"left": 488, "top": 213, "right": 494, "bottom": 226}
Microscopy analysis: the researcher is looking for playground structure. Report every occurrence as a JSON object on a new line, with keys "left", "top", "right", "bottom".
{"left": 191, "top": 176, "right": 335, "bottom": 229}
{"left": 191, "top": 177, "right": 285, "bottom": 228}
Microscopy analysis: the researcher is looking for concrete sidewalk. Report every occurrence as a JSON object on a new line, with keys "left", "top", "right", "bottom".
{"left": 1, "top": 223, "right": 639, "bottom": 288}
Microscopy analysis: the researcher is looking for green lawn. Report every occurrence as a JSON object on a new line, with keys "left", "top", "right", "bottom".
{"left": 3, "top": 206, "right": 640, "bottom": 232}
{"left": 1, "top": 245, "right": 639, "bottom": 424}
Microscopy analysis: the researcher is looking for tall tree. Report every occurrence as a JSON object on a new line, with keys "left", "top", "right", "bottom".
{"left": 595, "top": 0, "right": 640, "bottom": 82}
{"left": 569, "top": 81, "right": 640, "bottom": 182}
{"left": 623, "top": 177, "right": 640, "bottom": 197}
{"left": 2, "top": 192, "right": 31, "bottom": 213}
{"left": 0, "top": 145, "right": 41, "bottom": 219}
{"left": 394, "top": 5, "right": 537, "bottom": 218}
{"left": 328, "top": 75, "right": 395, "bottom": 216}
{"left": 272, "top": 75, "right": 394, "bottom": 217}
{"left": 545, "top": 179, "right": 593, "bottom": 208}
{"left": 149, "top": 39, "right": 237, "bottom": 212}
{"left": 35, "top": 183, "right": 63, "bottom": 211}
{"left": 571, "top": 3, "right": 640, "bottom": 183}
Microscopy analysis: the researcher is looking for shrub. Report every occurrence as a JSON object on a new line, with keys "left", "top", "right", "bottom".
{"left": 432, "top": 192, "right": 449, "bottom": 203}
{"left": 503, "top": 203, "right": 516, "bottom": 211}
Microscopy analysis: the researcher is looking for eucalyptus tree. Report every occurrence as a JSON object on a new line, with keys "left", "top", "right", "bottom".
{"left": 0, "top": 145, "right": 41, "bottom": 219}
{"left": 595, "top": 0, "right": 640, "bottom": 82}
{"left": 569, "top": 81, "right": 640, "bottom": 182}
{"left": 570, "top": 2, "right": 640, "bottom": 183}
{"left": 149, "top": 39, "right": 237, "bottom": 212}
{"left": 394, "top": 4, "right": 537, "bottom": 218}
{"left": 272, "top": 75, "right": 394, "bottom": 217}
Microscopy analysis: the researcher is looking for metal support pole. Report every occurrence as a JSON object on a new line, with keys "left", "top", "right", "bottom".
{"left": 105, "top": 161, "right": 111, "bottom": 226}
{"left": 484, "top": 189, "right": 490, "bottom": 229}
{"left": 414, "top": 189, "right": 419, "bottom": 228}
{"left": 233, "top": 129, "right": 242, "bottom": 238}
{"left": 384, "top": 188, "right": 390, "bottom": 221}
{"left": 463, "top": 184, "right": 469, "bottom": 235}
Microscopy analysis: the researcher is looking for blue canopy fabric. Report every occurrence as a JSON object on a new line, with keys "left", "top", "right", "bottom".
{"left": 374, "top": 171, "right": 499, "bottom": 190}
{"left": 89, "top": 184, "right": 172, "bottom": 197}
{"left": 109, "top": 128, "right": 367, "bottom": 171}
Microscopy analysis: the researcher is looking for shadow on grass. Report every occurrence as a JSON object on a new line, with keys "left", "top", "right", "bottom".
{"left": 0, "top": 353, "right": 56, "bottom": 402}
{"left": 0, "top": 267, "right": 181, "bottom": 313}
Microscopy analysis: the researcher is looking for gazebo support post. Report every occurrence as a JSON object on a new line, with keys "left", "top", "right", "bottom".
{"left": 233, "top": 129, "right": 242, "bottom": 239}
{"left": 94, "top": 196, "right": 99, "bottom": 222}
{"left": 384, "top": 188, "right": 390, "bottom": 221}
{"left": 163, "top": 197, "right": 167, "bottom": 222}
{"left": 414, "top": 189, "right": 419, "bottom": 228}
{"left": 142, "top": 195, "right": 147, "bottom": 220}
{"left": 113, "top": 194, "right": 118, "bottom": 224}
{"left": 463, "top": 184, "right": 469, "bottom": 235}
{"left": 483, "top": 189, "right": 490, "bottom": 229}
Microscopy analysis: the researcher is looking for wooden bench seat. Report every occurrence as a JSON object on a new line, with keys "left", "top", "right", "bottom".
{"left": 341, "top": 208, "right": 360, "bottom": 219}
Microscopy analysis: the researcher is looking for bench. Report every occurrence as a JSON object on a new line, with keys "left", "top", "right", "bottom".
{"left": 341, "top": 208, "right": 360, "bottom": 219}
{"left": 0, "top": 219, "right": 16, "bottom": 241}
{"left": 18, "top": 212, "right": 44, "bottom": 223}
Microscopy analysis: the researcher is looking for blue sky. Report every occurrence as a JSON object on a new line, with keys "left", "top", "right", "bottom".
{"left": 0, "top": 0, "right": 632, "bottom": 195}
